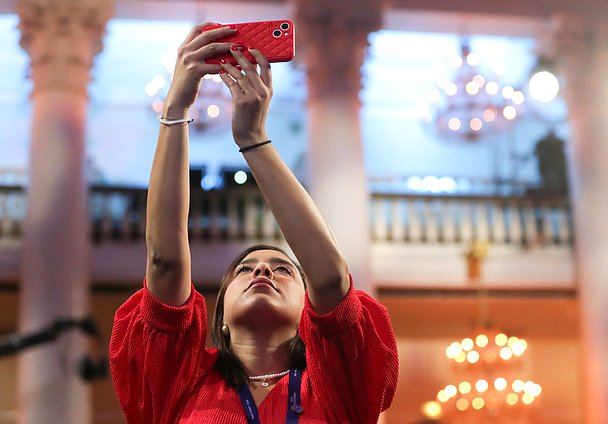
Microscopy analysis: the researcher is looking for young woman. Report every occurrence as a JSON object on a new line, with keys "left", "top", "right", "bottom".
{"left": 110, "top": 22, "right": 399, "bottom": 424}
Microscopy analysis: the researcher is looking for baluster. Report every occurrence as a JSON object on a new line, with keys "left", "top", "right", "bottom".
{"left": 100, "top": 193, "right": 113, "bottom": 242}
{"left": 372, "top": 197, "right": 388, "bottom": 242}
{"left": 442, "top": 199, "right": 456, "bottom": 243}
{"left": 390, "top": 198, "right": 405, "bottom": 242}
{"left": 0, "top": 193, "right": 8, "bottom": 238}
{"left": 506, "top": 201, "right": 521, "bottom": 245}
{"left": 475, "top": 200, "right": 489, "bottom": 241}
{"left": 492, "top": 202, "right": 506, "bottom": 244}
{"left": 407, "top": 199, "right": 422, "bottom": 242}
{"left": 242, "top": 195, "right": 257, "bottom": 240}
{"left": 459, "top": 202, "right": 473, "bottom": 243}
{"left": 226, "top": 193, "right": 240, "bottom": 240}
{"left": 208, "top": 192, "right": 221, "bottom": 240}
{"left": 425, "top": 200, "right": 439, "bottom": 243}
{"left": 261, "top": 201, "right": 276, "bottom": 240}
{"left": 555, "top": 206, "right": 570, "bottom": 245}
{"left": 521, "top": 202, "right": 537, "bottom": 246}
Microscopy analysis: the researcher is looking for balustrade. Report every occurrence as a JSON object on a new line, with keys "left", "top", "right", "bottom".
{"left": 0, "top": 186, "right": 573, "bottom": 248}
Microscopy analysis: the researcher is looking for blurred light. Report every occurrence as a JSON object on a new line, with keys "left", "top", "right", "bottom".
{"left": 445, "top": 385, "right": 458, "bottom": 398}
{"left": 473, "top": 75, "right": 486, "bottom": 86}
{"left": 494, "top": 378, "right": 508, "bottom": 391}
{"left": 506, "top": 393, "right": 519, "bottom": 406}
{"left": 512, "top": 380, "right": 525, "bottom": 393}
{"left": 466, "top": 52, "right": 480, "bottom": 66}
{"left": 467, "top": 350, "right": 480, "bottom": 364}
{"left": 529, "top": 71, "right": 560, "bottom": 102}
{"left": 512, "top": 90, "right": 525, "bottom": 104}
{"left": 207, "top": 105, "right": 220, "bottom": 118}
{"left": 461, "top": 338, "right": 475, "bottom": 351}
{"left": 495, "top": 333, "right": 508, "bottom": 346}
{"left": 485, "top": 81, "right": 499, "bottom": 95}
{"left": 456, "top": 398, "right": 469, "bottom": 411}
{"left": 475, "top": 379, "right": 489, "bottom": 393}
{"left": 482, "top": 109, "right": 496, "bottom": 122}
{"left": 421, "top": 401, "right": 443, "bottom": 419}
{"left": 152, "top": 75, "right": 165, "bottom": 88}
{"left": 152, "top": 99, "right": 164, "bottom": 113}
{"left": 470, "top": 118, "right": 483, "bottom": 131}
{"left": 501, "top": 86, "right": 515, "bottom": 99}
{"left": 458, "top": 381, "right": 472, "bottom": 394}
{"left": 145, "top": 83, "right": 158, "bottom": 96}
{"left": 445, "top": 83, "right": 458, "bottom": 96}
{"left": 437, "top": 390, "right": 449, "bottom": 403}
{"left": 472, "top": 397, "right": 485, "bottom": 410}
{"left": 503, "top": 105, "right": 517, "bottom": 120}
{"left": 475, "top": 334, "right": 489, "bottom": 348}
{"left": 449, "top": 55, "right": 463, "bottom": 69}
{"left": 446, "top": 342, "right": 463, "bottom": 359}
{"left": 522, "top": 393, "right": 535, "bottom": 405}
{"left": 448, "top": 118, "right": 462, "bottom": 131}
{"left": 406, "top": 176, "right": 424, "bottom": 191}
{"left": 466, "top": 81, "right": 480, "bottom": 95}
{"left": 439, "top": 177, "right": 457, "bottom": 192}
{"left": 201, "top": 174, "right": 222, "bottom": 191}
{"left": 454, "top": 351, "right": 466, "bottom": 363}
{"left": 500, "top": 347, "right": 513, "bottom": 360}
{"left": 512, "top": 339, "right": 527, "bottom": 356}
{"left": 234, "top": 171, "right": 248, "bottom": 185}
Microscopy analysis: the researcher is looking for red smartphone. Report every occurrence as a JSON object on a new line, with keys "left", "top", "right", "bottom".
{"left": 201, "top": 20, "right": 295, "bottom": 65}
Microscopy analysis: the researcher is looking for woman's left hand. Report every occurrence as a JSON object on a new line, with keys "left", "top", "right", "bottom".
{"left": 218, "top": 46, "right": 273, "bottom": 149}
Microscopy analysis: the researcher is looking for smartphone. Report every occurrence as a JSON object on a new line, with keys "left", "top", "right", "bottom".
{"left": 201, "top": 20, "right": 295, "bottom": 65}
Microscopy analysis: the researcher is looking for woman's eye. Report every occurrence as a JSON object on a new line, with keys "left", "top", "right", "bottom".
{"left": 235, "top": 265, "right": 252, "bottom": 275}
{"left": 275, "top": 266, "right": 293, "bottom": 275}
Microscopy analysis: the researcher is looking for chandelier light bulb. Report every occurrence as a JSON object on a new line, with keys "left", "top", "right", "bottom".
{"left": 506, "top": 393, "right": 519, "bottom": 406}
{"left": 482, "top": 108, "right": 496, "bottom": 122}
{"left": 501, "top": 86, "right": 515, "bottom": 99}
{"left": 494, "top": 378, "right": 508, "bottom": 391}
{"left": 485, "top": 81, "right": 499, "bottom": 95}
{"left": 503, "top": 105, "right": 517, "bottom": 120}
{"left": 529, "top": 70, "right": 560, "bottom": 102}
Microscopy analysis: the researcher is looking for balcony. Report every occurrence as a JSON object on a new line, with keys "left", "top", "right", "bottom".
{"left": 0, "top": 185, "right": 574, "bottom": 289}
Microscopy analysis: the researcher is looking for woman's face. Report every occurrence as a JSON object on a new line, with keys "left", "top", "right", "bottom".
{"left": 223, "top": 249, "right": 306, "bottom": 331}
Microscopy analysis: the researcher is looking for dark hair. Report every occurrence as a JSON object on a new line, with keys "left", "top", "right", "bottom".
{"left": 211, "top": 244, "right": 307, "bottom": 388}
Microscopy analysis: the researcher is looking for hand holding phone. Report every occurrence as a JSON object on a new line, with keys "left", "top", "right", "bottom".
{"left": 201, "top": 20, "right": 295, "bottom": 65}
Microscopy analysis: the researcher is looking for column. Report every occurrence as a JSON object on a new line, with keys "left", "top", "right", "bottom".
{"left": 553, "top": 14, "right": 608, "bottom": 424}
{"left": 16, "top": 1, "right": 113, "bottom": 423}
{"left": 295, "top": 0, "right": 383, "bottom": 293}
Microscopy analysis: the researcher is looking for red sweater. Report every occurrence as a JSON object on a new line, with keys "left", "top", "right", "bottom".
{"left": 110, "top": 278, "right": 399, "bottom": 423}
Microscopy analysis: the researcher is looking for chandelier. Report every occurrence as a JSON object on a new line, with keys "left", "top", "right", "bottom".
{"left": 145, "top": 47, "right": 232, "bottom": 133}
{"left": 419, "top": 38, "right": 525, "bottom": 141}
{"left": 430, "top": 328, "right": 542, "bottom": 423}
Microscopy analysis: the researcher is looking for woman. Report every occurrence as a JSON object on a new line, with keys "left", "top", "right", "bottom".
{"left": 110, "top": 22, "right": 399, "bottom": 424}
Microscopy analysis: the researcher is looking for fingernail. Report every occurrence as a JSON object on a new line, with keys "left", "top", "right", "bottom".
{"left": 230, "top": 44, "right": 238, "bottom": 51}
{"left": 219, "top": 69, "right": 226, "bottom": 74}
{"left": 220, "top": 59, "right": 227, "bottom": 64}
{"left": 229, "top": 25, "right": 237, "bottom": 29}
{"left": 247, "top": 45, "right": 255, "bottom": 50}
{"left": 236, "top": 43, "right": 244, "bottom": 49}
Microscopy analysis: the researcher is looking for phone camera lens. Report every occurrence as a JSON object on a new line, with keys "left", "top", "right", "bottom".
{"left": 280, "top": 22, "right": 290, "bottom": 30}
{"left": 273, "top": 29, "right": 282, "bottom": 37}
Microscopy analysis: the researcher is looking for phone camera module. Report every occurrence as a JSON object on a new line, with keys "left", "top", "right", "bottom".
{"left": 280, "top": 22, "right": 290, "bottom": 31}
{"left": 273, "top": 29, "right": 282, "bottom": 37}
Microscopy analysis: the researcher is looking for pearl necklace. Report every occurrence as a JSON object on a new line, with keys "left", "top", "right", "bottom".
{"left": 248, "top": 370, "right": 290, "bottom": 387}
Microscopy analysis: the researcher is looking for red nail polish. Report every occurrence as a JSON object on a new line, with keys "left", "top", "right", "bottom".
{"left": 230, "top": 44, "right": 238, "bottom": 51}
{"left": 247, "top": 45, "right": 255, "bottom": 50}
{"left": 229, "top": 25, "right": 237, "bottom": 29}
{"left": 219, "top": 69, "right": 226, "bottom": 74}
{"left": 220, "top": 59, "right": 227, "bottom": 64}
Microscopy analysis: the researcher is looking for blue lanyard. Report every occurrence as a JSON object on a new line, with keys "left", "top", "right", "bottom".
{"left": 237, "top": 369, "right": 303, "bottom": 424}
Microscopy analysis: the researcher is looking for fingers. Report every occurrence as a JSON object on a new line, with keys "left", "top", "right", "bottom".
{"left": 227, "top": 47, "right": 272, "bottom": 95}
{"left": 219, "top": 60, "right": 253, "bottom": 94}
{"left": 247, "top": 48, "right": 272, "bottom": 88}
{"left": 189, "top": 25, "right": 236, "bottom": 52}
{"left": 181, "top": 22, "right": 215, "bottom": 46}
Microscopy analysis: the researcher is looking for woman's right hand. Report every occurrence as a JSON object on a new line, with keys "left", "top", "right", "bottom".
{"left": 162, "top": 22, "right": 236, "bottom": 118}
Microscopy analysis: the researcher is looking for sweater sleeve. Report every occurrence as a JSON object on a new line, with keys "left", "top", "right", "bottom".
{"left": 299, "top": 276, "right": 399, "bottom": 424}
{"left": 109, "top": 279, "right": 217, "bottom": 424}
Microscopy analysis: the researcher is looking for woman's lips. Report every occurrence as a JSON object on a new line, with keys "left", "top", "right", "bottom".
{"left": 247, "top": 277, "right": 277, "bottom": 291}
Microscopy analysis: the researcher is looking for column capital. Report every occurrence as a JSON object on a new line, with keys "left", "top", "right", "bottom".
{"left": 17, "top": 0, "right": 115, "bottom": 97}
{"left": 295, "top": 0, "right": 384, "bottom": 101}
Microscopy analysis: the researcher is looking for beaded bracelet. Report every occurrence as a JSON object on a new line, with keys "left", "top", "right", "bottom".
{"left": 157, "top": 115, "right": 195, "bottom": 126}
{"left": 239, "top": 140, "right": 272, "bottom": 153}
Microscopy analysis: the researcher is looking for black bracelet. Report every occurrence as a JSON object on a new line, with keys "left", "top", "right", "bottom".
{"left": 239, "top": 140, "right": 272, "bottom": 153}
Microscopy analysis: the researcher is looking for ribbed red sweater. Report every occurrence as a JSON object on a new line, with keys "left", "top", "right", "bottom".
{"left": 110, "top": 278, "right": 399, "bottom": 423}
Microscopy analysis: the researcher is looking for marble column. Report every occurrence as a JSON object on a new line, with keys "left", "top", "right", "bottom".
{"left": 552, "top": 13, "right": 608, "bottom": 424}
{"left": 17, "top": 1, "right": 113, "bottom": 423}
{"left": 295, "top": 0, "right": 383, "bottom": 293}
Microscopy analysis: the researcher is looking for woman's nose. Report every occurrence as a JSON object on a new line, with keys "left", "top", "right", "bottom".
{"left": 254, "top": 263, "right": 272, "bottom": 277}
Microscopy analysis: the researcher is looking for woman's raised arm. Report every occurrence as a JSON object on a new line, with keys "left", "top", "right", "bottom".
{"left": 219, "top": 48, "right": 350, "bottom": 314}
{"left": 145, "top": 24, "right": 235, "bottom": 306}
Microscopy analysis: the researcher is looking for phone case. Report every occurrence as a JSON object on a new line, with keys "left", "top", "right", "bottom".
{"left": 202, "top": 20, "right": 295, "bottom": 65}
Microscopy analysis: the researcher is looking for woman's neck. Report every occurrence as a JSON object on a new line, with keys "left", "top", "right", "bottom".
{"left": 229, "top": 328, "right": 293, "bottom": 376}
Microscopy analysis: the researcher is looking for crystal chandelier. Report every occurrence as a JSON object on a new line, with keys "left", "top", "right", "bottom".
{"left": 145, "top": 47, "right": 232, "bottom": 133}
{"left": 426, "top": 328, "right": 542, "bottom": 423}
{"left": 420, "top": 38, "right": 525, "bottom": 142}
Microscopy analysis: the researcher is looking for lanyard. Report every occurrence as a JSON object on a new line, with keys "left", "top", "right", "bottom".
{"left": 237, "top": 369, "right": 303, "bottom": 424}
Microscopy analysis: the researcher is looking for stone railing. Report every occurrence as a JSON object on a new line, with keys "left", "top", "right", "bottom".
{"left": 0, "top": 185, "right": 573, "bottom": 248}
